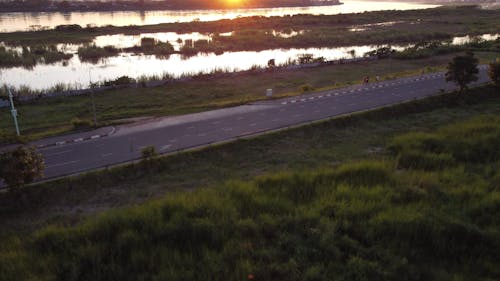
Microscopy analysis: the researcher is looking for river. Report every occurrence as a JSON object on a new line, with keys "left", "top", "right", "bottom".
{"left": 0, "top": 0, "right": 439, "bottom": 32}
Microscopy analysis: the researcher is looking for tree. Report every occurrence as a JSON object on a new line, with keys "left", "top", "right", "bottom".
{"left": 445, "top": 51, "right": 479, "bottom": 92}
{"left": 0, "top": 146, "right": 44, "bottom": 189}
{"left": 488, "top": 58, "right": 500, "bottom": 87}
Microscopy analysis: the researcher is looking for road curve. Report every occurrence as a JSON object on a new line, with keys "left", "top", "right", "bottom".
{"left": 38, "top": 68, "right": 491, "bottom": 180}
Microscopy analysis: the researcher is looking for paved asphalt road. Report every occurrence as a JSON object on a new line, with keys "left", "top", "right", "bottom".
{"left": 37, "top": 68, "right": 491, "bottom": 179}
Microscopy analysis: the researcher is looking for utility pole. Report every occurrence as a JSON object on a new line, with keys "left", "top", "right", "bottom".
{"left": 6, "top": 87, "right": 20, "bottom": 136}
{"left": 89, "top": 69, "right": 97, "bottom": 127}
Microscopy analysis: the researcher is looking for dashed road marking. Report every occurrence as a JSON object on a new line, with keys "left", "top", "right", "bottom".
{"left": 46, "top": 160, "right": 80, "bottom": 169}
{"left": 160, "top": 145, "right": 172, "bottom": 151}
{"left": 45, "top": 150, "right": 72, "bottom": 157}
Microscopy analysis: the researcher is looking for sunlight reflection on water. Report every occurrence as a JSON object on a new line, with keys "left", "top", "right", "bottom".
{"left": 0, "top": 0, "right": 439, "bottom": 32}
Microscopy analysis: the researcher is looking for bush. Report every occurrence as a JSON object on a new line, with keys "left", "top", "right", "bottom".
{"left": 71, "top": 118, "right": 93, "bottom": 130}
{"left": 299, "top": 84, "right": 315, "bottom": 93}
{"left": 396, "top": 150, "right": 455, "bottom": 170}
{"left": 77, "top": 45, "right": 119, "bottom": 62}
{"left": 488, "top": 58, "right": 500, "bottom": 87}
{"left": 103, "top": 76, "right": 135, "bottom": 87}
{"left": 0, "top": 146, "right": 44, "bottom": 189}
{"left": 141, "top": 146, "right": 158, "bottom": 161}
{"left": 332, "top": 161, "right": 392, "bottom": 187}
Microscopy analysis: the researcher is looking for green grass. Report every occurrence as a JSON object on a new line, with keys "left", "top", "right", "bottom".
{"left": 0, "top": 85, "right": 499, "bottom": 234}
{"left": 1, "top": 51, "right": 497, "bottom": 142}
{"left": 1, "top": 91, "right": 500, "bottom": 281}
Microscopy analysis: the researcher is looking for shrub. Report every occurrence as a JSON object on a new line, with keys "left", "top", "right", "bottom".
{"left": 141, "top": 146, "right": 158, "bottom": 161}
{"left": 299, "top": 84, "right": 315, "bottom": 93}
{"left": 77, "top": 45, "right": 119, "bottom": 62}
{"left": 396, "top": 150, "right": 455, "bottom": 170}
{"left": 71, "top": 118, "right": 92, "bottom": 130}
{"left": 332, "top": 161, "right": 391, "bottom": 187}
{"left": 0, "top": 146, "right": 44, "bottom": 189}
{"left": 488, "top": 58, "right": 500, "bottom": 87}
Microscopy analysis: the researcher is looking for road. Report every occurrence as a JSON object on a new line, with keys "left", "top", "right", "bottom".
{"left": 37, "top": 68, "right": 491, "bottom": 179}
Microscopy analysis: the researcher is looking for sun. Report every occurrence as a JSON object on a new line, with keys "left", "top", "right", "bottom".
{"left": 224, "top": 0, "right": 244, "bottom": 7}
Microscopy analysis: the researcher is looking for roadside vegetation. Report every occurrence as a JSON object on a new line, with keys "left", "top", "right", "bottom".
{"left": 0, "top": 51, "right": 497, "bottom": 142}
{"left": 0, "top": 87, "right": 499, "bottom": 280}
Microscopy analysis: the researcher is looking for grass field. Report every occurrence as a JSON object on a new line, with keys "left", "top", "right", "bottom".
{"left": 0, "top": 85, "right": 499, "bottom": 234}
{"left": 0, "top": 86, "right": 499, "bottom": 281}
{"left": 1, "top": 51, "right": 498, "bottom": 142}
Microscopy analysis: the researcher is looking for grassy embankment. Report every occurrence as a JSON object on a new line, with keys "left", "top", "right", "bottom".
{"left": 0, "top": 85, "right": 498, "bottom": 232}
{"left": 0, "top": 51, "right": 498, "bottom": 142}
{"left": 0, "top": 86, "right": 499, "bottom": 281}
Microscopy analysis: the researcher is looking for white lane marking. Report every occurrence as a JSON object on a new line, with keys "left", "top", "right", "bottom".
{"left": 300, "top": 99, "right": 307, "bottom": 102}
{"left": 45, "top": 150, "right": 72, "bottom": 157}
{"left": 249, "top": 123, "right": 257, "bottom": 127}
{"left": 319, "top": 95, "right": 324, "bottom": 98}
{"left": 91, "top": 135, "right": 100, "bottom": 140}
{"left": 74, "top": 138, "right": 84, "bottom": 143}
{"left": 160, "top": 145, "right": 172, "bottom": 151}
{"left": 56, "top": 141, "right": 66, "bottom": 146}
{"left": 281, "top": 102, "right": 287, "bottom": 105}
{"left": 326, "top": 94, "right": 331, "bottom": 97}
{"left": 211, "top": 121, "right": 221, "bottom": 125}
{"left": 291, "top": 100, "right": 297, "bottom": 103}
{"left": 46, "top": 160, "right": 80, "bottom": 169}
{"left": 309, "top": 97, "right": 315, "bottom": 100}
{"left": 102, "top": 153, "right": 113, "bottom": 158}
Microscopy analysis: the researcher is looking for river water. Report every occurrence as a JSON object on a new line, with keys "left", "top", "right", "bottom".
{"left": 0, "top": 33, "right": 497, "bottom": 90}
{"left": 0, "top": 0, "right": 439, "bottom": 32}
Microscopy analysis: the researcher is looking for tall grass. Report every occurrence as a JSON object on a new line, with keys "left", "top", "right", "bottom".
{"left": 1, "top": 112, "right": 500, "bottom": 280}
